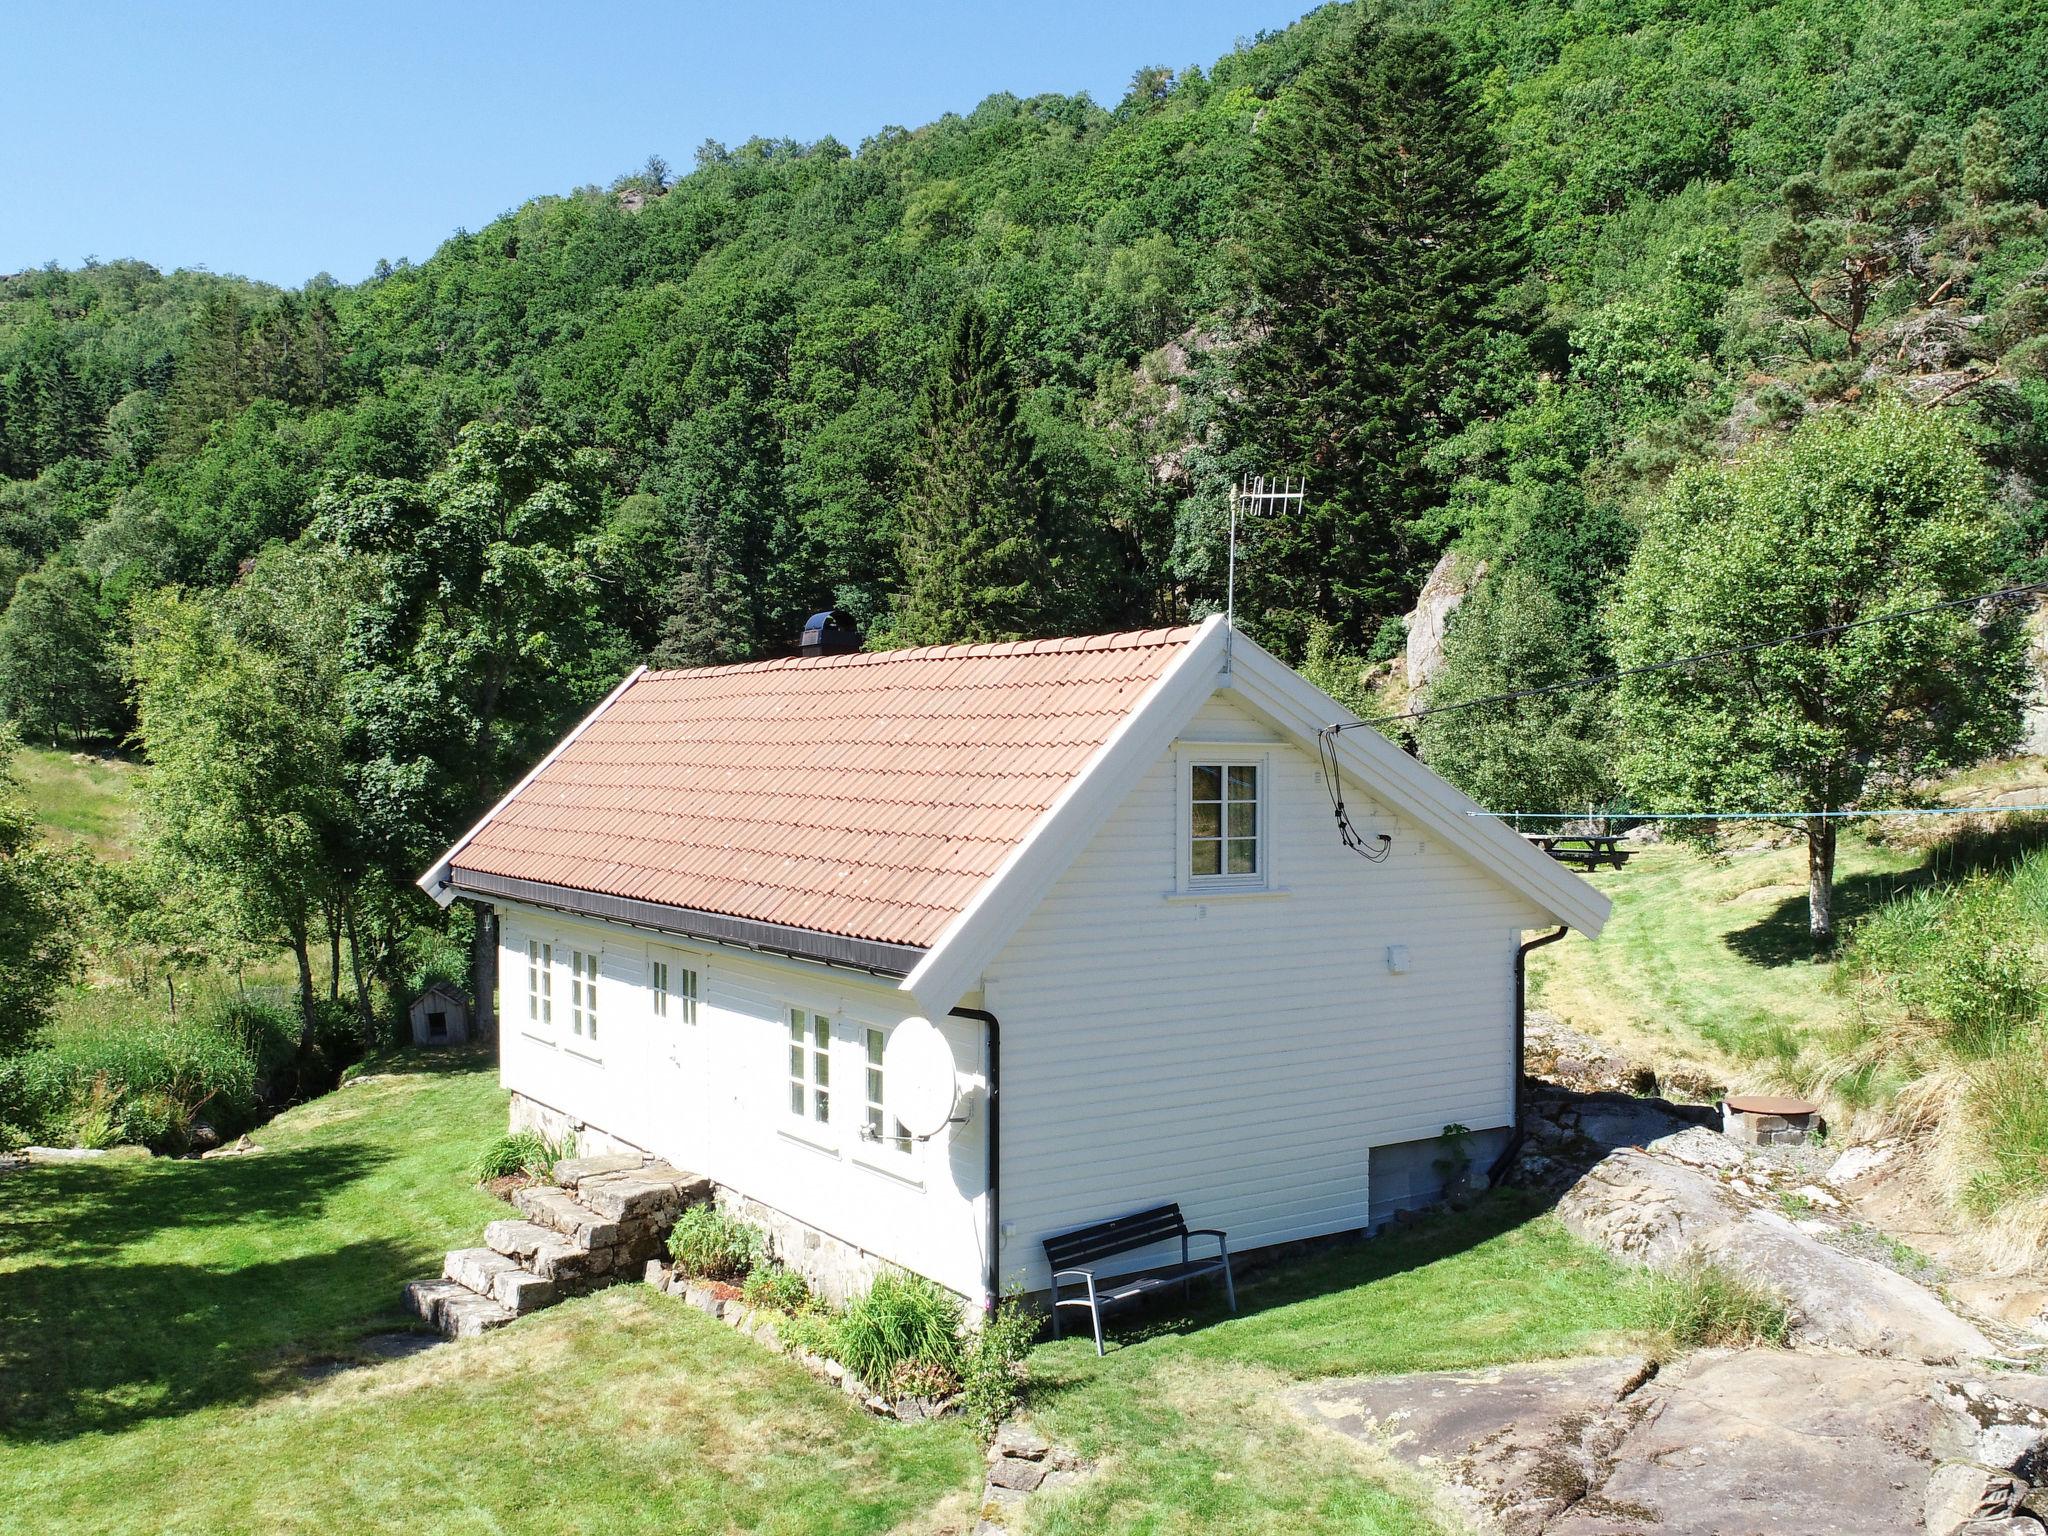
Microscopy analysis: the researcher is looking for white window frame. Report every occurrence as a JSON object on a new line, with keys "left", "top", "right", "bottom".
{"left": 649, "top": 948, "right": 701, "bottom": 1026}
{"left": 1175, "top": 745, "right": 1273, "bottom": 894}
{"left": 858, "top": 1024, "right": 914, "bottom": 1156}
{"left": 785, "top": 1006, "right": 832, "bottom": 1130}
{"left": 524, "top": 936, "right": 554, "bottom": 1035}
{"left": 569, "top": 947, "right": 600, "bottom": 1043}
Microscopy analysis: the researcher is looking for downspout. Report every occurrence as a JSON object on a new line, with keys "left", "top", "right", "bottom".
{"left": 1487, "top": 925, "right": 1570, "bottom": 1187}
{"left": 949, "top": 1006, "right": 1001, "bottom": 1314}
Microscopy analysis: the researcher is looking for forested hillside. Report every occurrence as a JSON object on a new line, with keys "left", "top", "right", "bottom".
{"left": 2, "top": 0, "right": 2047, "bottom": 1076}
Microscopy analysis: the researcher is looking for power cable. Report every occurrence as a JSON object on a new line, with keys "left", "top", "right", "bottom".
{"left": 1310, "top": 579, "right": 2047, "bottom": 860}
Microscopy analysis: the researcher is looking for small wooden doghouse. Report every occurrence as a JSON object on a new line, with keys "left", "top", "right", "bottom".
{"left": 408, "top": 981, "right": 471, "bottom": 1048}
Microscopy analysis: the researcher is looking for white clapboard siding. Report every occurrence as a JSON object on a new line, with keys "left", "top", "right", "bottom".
{"left": 494, "top": 902, "right": 987, "bottom": 1299}
{"left": 986, "top": 691, "right": 1546, "bottom": 1290}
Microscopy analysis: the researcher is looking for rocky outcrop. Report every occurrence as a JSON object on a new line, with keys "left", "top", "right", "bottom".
{"left": 1291, "top": 1350, "right": 2048, "bottom": 1536}
{"left": 1405, "top": 552, "right": 1485, "bottom": 691}
{"left": 1556, "top": 1141, "right": 1996, "bottom": 1363}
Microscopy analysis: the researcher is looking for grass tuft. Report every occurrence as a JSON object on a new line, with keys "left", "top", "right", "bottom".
{"left": 1644, "top": 1261, "right": 1790, "bottom": 1353}
{"left": 470, "top": 1128, "right": 567, "bottom": 1182}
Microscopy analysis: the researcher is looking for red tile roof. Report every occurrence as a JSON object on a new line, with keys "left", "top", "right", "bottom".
{"left": 449, "top": 627, "right": 1199, "bottom": 949}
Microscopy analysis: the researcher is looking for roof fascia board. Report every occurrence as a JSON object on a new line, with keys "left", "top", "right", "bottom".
{"left": 416, "top": 664, "right": 649, "bottom": 907}
{"left": 1223, "top": 638, "right": 1611, "bottom": 936}
{"left": 453, "top": 869, "right": 926, "bottom": 976}
{"left": 901, "top": 616, "right": 1229, "bottom": 1014}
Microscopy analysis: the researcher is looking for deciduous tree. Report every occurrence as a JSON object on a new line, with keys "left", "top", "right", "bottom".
{"left": 131, "top": 586, "right": 346, "bottom": 1048}
{"left": 1610, "top": 400, "right": 2027, "bottom": 941}
{"left": 0, "top": 725, "right": 77, "bottom": 1061}
{"left": 1416, "top": 566, "right": 1618, "bottom": 818}
{"left": 0, "top": 560, "right": 125, "bottom": 744}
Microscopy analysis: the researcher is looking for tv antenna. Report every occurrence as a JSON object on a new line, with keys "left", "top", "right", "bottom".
{"left": 1225, "top": 473, "right": 1305, "bottom": 673}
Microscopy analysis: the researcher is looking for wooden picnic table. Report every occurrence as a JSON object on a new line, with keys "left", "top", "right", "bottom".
{"left": 1520, "top": 831, "right": 1632, "bottom": 871}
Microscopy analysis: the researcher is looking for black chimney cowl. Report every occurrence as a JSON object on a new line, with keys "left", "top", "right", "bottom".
{"left": 799, "top": 609, "right": 861, "bottom": 657}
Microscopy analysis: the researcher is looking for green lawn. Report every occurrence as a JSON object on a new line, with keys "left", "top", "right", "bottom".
{"left": 1022, "top": 1196, "right": 1656, "bottom": 1535}
{"left": 12, "top": 745, "right": 139, "bottom": 860}
{"left": 1528, "top": 835, "right": 1925, "bottom": 1084}
{"left": 0, "top": 1051, "right": 984, "bottom": 1535}
{"left": 1, "top": 1054, "right": 1662, "bottom": 1534}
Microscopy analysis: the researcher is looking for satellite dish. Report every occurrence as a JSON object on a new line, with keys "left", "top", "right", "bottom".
{"left": 883, "top": 1016, "right": 960, "bottom": 1140}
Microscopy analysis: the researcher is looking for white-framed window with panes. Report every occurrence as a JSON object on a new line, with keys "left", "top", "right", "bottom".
{"left": 650, "top": 952, "right": 699, "bottom": 1025}
{"left": 861, "top": 1025, "right": 913, "bottom": 1155}
{"left": 569, "top": 948, "right": 599, "bottom": 1040}
{"left": 525, "top": 938, "right": 553, "bottom": 1028}
{"left": 1177, "top": 747, "right": 1271, "bottom": 893}
{"left": 787, "top": 1008, "right": 831, "bottom": 1124}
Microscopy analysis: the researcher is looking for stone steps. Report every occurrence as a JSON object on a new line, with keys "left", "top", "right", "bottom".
{"left": 403, "top": 1277, "right": 517, "bottom": 1338}
{"left": 402, "top": 1156, "right": 708, "bottom": 1340}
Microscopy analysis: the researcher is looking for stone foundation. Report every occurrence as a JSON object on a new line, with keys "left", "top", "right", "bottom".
{"left": 508, "top": 1096, "right": 961, "bottom": 1309}
{"left": 508, "top": 1091, "right": 653, "bottom": 1161}
{"left": 715, "top": 1187, "right": 921, "bottom": 1309}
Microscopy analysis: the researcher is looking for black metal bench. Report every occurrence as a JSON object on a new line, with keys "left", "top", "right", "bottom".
{"left": 1043, "top": 1202, "right": 1235, "bottom": 1355}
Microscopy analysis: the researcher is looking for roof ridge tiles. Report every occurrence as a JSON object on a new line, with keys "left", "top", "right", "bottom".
{"left": 638, "top": 624, "right": 1198, "bottom": 682}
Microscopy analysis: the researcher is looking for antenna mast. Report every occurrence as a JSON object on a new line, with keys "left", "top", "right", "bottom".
{"left": 1225, "top": 472, "right": 1305, "bottom": 673}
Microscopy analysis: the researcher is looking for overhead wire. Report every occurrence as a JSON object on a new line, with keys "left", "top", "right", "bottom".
{"left": 1475, "top": 806, "right": 2048, "bottom": 821}
{"left": 1307, "top": 579, "right": 2048, "bottom": 860}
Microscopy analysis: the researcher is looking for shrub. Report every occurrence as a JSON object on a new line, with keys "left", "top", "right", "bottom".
{"left": 961, "top": 1295, "right": 1037, "bottom": 1438}
{"left": 24, "top": 1000, "right": 292, "bottom": 1153}
{"left": 667, "top": 1205, "right": 763, "bottom": 1280}
{"left": 0, "top": 1053, "right": 68, "bottom": 1147}
{"left": 1648, "top": 1262, "right": 1790, "bottom": 1351}
{"left": 1836, "top": 865, "right": 2048, "bottom": 1057}
{"left": 777, "top": 1304, "right": 838, "bottom": 1359}
{"left": 65, "top": 1073, "right": 124, "bottom": 1149}
{"left": 471, "top": 1128, "right": 563, "bottom": 1182}
{"left": 1962, "top": 1051, "right": 2048, "bottom": 1214}
{"left": 741, "top": 1262, "right": 811, "bottom": 1314}
{"left": 831, "top": 1271, "right": 964, "bottom": 1390}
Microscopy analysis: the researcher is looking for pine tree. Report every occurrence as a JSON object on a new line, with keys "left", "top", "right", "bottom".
{"left": 32, "top": 351, "right": 95, "bottom": 466}
{"left": 165, "top": 289, "right": 250, "bottom": 455}
{"left": 1235, "top": 24, "right": 1522, "bottom": 647}
{"left": 0, "top": 370, "right": 24, "bottom": 480}
{"left": 893, "top": 299, "right": 1054, "bottom": 646}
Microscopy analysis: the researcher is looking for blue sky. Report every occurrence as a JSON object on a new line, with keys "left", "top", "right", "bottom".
{"left": 3, "top": 1, "right": 1313, "bottom": 288}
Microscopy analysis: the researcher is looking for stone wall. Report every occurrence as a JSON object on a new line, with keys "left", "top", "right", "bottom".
{"left": 509, "top": 1090, "right": 652, "bottom": 1162}
{"left": 715, "top": 1186, "right": 915, "bottom": 1308}
{"left": 509, "top": 1095, "right": 960, "bottom": 1308}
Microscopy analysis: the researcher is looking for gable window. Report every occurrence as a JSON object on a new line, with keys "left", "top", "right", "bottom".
{"left": 1188, "top": 759, "right": 1263, "bottom": 884}
{"left": 863, "top": 1026, "right": 912, "bottom": 1154}
{"left": 570, "top": 949, "right": 599, "bottom": 1039}
{"left": 788, "top": 1009, "right": 829, "bottom": 1123}
{"left": 527, "top": 940, "right": 552, "bottom": 1025}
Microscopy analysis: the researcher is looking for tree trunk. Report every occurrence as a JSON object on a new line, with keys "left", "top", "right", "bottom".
{"left": 293, "top": 934, "right": 319, "bottom": 1054}
{"left": 468, "top": 900, "right": 498, "bottom": 1044}
{"left": 341, "top": 895, "right": 378, "bottom": 1050}
{"left": 328, "top": 915, "right": 342, "bottom": 1002}
{"left": 1807, "top": 816, "right": 1838, "bottom": 943}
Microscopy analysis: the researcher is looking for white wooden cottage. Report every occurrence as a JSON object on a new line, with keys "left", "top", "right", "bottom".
{"left": 419, "top": 618, "right": 1608, "bottom": 1307}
